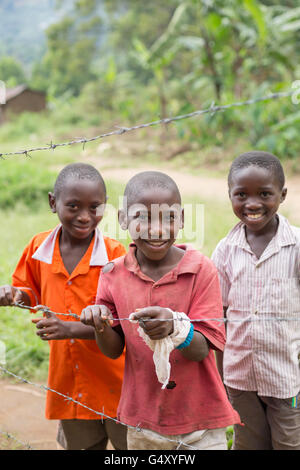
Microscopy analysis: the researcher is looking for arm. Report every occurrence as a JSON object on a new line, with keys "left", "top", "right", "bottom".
{"left": 81, "top": 304, "right": 125, "bottom": 359}
{"left": 32, "top": 311, "right": 97, "bottom": 340}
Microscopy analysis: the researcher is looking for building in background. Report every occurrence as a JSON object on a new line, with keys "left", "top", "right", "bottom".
{"left": 0, "top": 85, "right": 46, "bottom": 124}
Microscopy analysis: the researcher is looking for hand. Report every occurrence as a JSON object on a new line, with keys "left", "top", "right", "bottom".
{"left": 80, "top": 305, "right": 114, "bottom": 333}
{"left": 0, "top": 285, "right": 25, "bottom": 306}
{"left": 131, "top": 306, "right": 174, "bottom": 340}
{"left": 32, "top": 310, "right": 73, "bottom": 340}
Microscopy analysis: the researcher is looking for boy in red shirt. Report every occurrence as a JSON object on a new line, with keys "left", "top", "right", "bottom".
{"left": 0, "top": 163, "right": 126, "bottom": 450}
{"left": 81, "top": 170, "right": 241, "bottom": 450}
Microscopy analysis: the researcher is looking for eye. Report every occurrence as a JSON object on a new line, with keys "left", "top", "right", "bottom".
{"left": 261, "top": 191, "right": 271, "bottom": 198}
{"left": 136, "top": 213, "right": 148, "bottom": 221}
{"left": 68, "top": 203, "right": 78, "bottom": 209}
{"left": 162, "top": 213, "right": 177, "bottom": 222}
{"left": 234, "top": 191, "right": 246, "bottom": 199}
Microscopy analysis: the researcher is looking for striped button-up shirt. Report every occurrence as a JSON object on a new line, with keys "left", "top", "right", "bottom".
{"left": 212, "top": 214, "right": 300, "bottom": 398}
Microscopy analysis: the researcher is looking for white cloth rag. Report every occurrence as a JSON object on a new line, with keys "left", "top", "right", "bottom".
{"left": 129, "top": 310, "right": 191, "bottom": 389}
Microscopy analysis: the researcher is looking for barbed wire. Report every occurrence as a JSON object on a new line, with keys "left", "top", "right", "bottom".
{"left": 0, "top": 90, "right": 293, "bottom": 159}
{"left": 0, "top": 430, "right": 34, "bottom": 450}
{"left": 12, "top": 302, "right": 300, "bottom": 323}
{"left": 0, "top": 365, "right": 197, "bottom": 450}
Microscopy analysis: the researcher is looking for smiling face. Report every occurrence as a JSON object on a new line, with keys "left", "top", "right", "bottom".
{"left": 229, "top": 165, "right": 287, "bottom": 235}
{"left": 49, "top": 177, "right": 106, "bottom": 242}
{"left": 121, "top": 186, "right": 184, "bottom": 262}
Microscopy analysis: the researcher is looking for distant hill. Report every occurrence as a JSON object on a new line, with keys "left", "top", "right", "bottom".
{"left": 0, "top": 0, "right": 73, "bottom": 71}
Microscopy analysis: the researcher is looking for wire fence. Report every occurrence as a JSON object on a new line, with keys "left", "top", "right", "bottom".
{"left": 0, "top": 90, "right": 293, "bottom": 159}
{"left": 0, "top": 88, "right": 298, "bottom": 450}
{"left": 13, "top": 301, "right": 300, "bottom": 324}
{"left": 0, "top": 364, "right": 199, "bottom": 451}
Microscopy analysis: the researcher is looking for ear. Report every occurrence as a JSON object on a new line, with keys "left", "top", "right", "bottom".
{"left": 280, "top": 187, "right": 287, "bottom": 203}
{"left": 118, "top": 209, "right": 128, "bottom": 230}
{"left": 48, "top": 192, "right": 56, "bottom": 213}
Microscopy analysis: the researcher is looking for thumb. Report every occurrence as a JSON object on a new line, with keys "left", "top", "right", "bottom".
{"left": 43, "top": 309, "right": 55, "bottom": 319}
{"left": 35, "top": 305, "right": 54, "bottom": 319}
{"left": 12, "top": 288, "right": 24, "bottom": 304}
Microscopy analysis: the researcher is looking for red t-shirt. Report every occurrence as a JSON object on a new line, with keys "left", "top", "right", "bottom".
{"left": 96, "top": 244, "right": 241, "bottom": 435}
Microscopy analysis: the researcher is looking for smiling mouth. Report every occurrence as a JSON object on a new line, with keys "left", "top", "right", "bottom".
{"left": 244, "top": 212, "right": 265, "bottom": 220}
{"left": 73, "top": 225, "right": 91, "bottom": 232}
{"left": 144, "top": 240, "right": 168, "bottom": 248}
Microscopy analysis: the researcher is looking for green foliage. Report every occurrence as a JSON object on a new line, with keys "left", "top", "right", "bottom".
{"left": 1, "top": 0, "right": 300, "bottom": 162}
{"left": 0, "top": 158, "right": 55, "bottom": 209}
{"left": 33, "top": 2, "right": 103, "bottom": 97}
{"left": 0, "top": 56, "right": 27, "bottom": 87}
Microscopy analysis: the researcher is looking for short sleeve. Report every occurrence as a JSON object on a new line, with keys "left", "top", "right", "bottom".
{"left": 95, "top": 270, "right": 119, "bottom": 327}
{"left": 211, "top": 239, "right": 230, "bottom": 308}
{"left": 188, "top": 257, "right": 226, "bottom": 351}
{"left": 12, "top": 238, "right": 41, "bottom": 307}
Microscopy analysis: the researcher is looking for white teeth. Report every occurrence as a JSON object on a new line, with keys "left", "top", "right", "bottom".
{"left": 247, "top": 213, "right": 263, "bottom": 219}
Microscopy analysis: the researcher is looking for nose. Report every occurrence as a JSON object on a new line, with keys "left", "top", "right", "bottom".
{"left": 245, "top": 197, "right": 262, "bottom": 211}
{"left": 77, "top": 209, "right": 90, "bottom": 224}
{"left": 148, "top": 218, "right": 162, "bottom": 239}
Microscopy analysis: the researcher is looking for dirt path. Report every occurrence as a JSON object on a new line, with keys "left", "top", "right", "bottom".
{"left": 0, "top": 377, "right": 57, "bottom": 450}
{"left": 1, "top": 155, "right": 299, "bottom": 450}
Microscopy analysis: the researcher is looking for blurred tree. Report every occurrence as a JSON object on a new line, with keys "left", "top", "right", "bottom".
{"left": 0, "top": 56, "right": 27, "bottom": 87}
{"left": 32, "top": 0, "right": 103, "bottom": 97}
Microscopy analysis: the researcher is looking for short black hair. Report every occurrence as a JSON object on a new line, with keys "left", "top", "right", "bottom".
{"left": 123, "top": 171, "right": 181, "bottom": 207}
{"left": 228, "top": 151, "right": 285, "bottom": 189}
{"left": 54, "top": 163, "right": 106, "bottom": 198}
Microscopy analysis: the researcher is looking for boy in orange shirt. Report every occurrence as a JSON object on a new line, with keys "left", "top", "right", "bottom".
{"left": 0, "top": 163, "right": 126, "bottom": 450}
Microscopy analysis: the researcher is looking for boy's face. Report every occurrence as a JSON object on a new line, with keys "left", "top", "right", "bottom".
{"left": 49, "top": 177, "right": 106, "bottom": 241}
{"left": 120, "top": 187, "right": 184, "bottom": 261}
{"left": 229, "top": 165, "right": 287, "bottom": 234}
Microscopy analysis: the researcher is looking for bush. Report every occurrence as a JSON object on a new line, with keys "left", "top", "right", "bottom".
{"left": 0, "top": 159, "right": 55, "bottom": 209}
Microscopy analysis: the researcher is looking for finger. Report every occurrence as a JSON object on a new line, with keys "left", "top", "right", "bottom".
{"left": 93, "top": 306, "right": 113, "bottom": 332}
{"left": 12, "top": 288, "right": 24, "bottom": 304}
{"left": 92, "top": 308, "right": 107, "bottom": 332}
{"left": 1, "top": 286, "right": 14, "bottom": 306}
{"left": 36, "top": 328, "right": 52, "bottom": 340}
{"left": 131, "top": 307, "right": 159, "bottom": 321}
{"left": 80, "top": 307, "right": 94, "bottom": 326}
{"left": 34, "top": 319, "right": 50, "bottom": 329}
{"left": 31, "top": 317, "right": 43, "bottom": 324}
{"left": 43, "top": 309, "right": 55, "bottom": 319}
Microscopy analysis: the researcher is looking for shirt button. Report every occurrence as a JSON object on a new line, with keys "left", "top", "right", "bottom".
{"left": 75, "top": 364, "right": 79, "bottom": 369}
{"left": 78, "top": 393, "right": 82, "bottom": 398}
{"left": 70, "top": 339, "right": 75, "bottom": 344}
{"left": 67, "top": 281, "right": 72, "bottom": 285}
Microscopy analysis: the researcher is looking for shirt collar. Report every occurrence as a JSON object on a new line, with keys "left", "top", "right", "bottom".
{"left": 32, "top": 224, "right": 109, "bottom": 266}
{"left": 124, "top": 243, "right": 201, "bottom": 281}
{"left": 226, "top": 214, "right": 298, "bottom": 252}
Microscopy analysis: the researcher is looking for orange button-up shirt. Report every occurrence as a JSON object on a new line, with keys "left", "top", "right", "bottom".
{"left": 12, "top": 225, "right": 126, "bottom": 420}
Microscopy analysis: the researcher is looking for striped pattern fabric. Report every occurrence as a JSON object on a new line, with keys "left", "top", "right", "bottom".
{"left": 212, "top": 214, "right": 300, "bottom": 398}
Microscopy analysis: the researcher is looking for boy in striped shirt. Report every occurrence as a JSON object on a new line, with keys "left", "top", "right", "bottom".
{"left": 212, "top": 151, "right": 300, "bottom": 450}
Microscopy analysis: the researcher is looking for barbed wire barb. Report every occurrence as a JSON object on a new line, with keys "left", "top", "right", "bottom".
{"left": 0, "top": 365, "right": 199, "bottom": 450}
{"left": 0, "top": 90, "right": 293, "bottom": 158}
